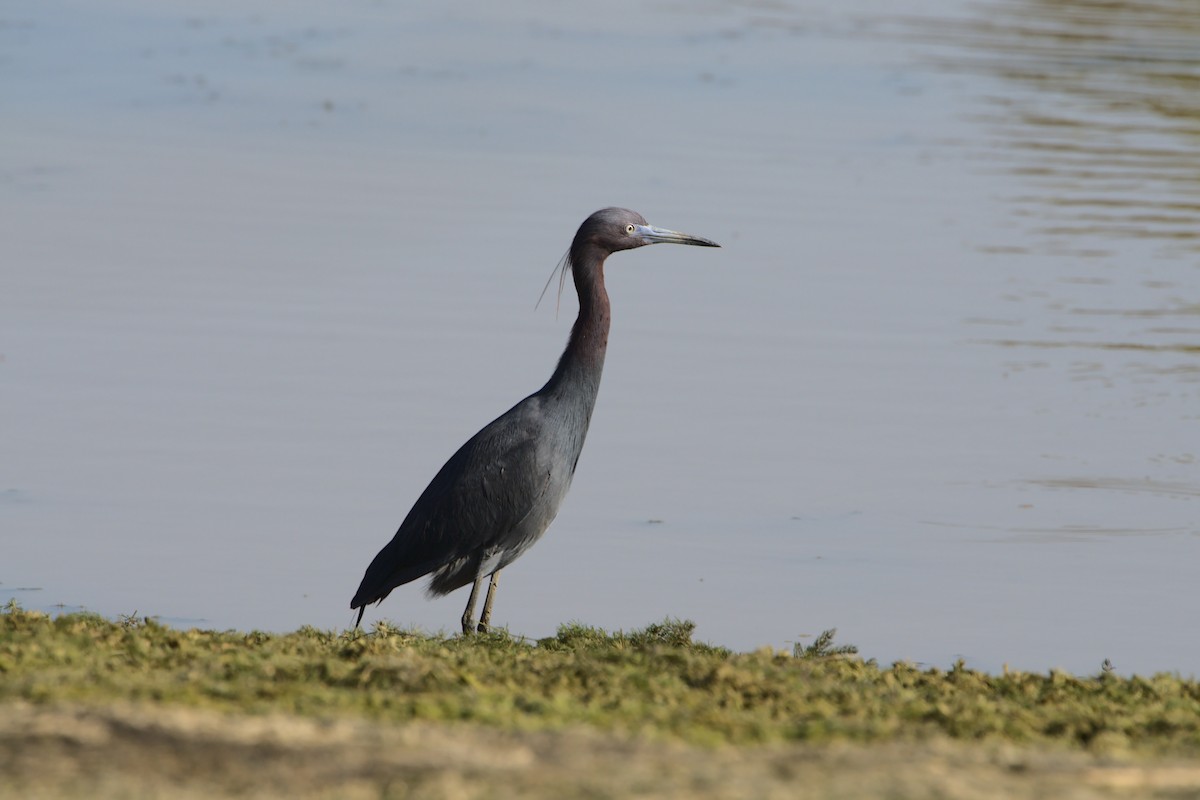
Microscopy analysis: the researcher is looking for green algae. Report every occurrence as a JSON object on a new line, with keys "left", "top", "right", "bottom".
{"left": 2, "top": 603, "right": 1198, "bottom": 754}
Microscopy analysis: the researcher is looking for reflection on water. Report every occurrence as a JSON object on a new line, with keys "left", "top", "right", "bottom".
{"left": 909, "top": 0, "right": 1200, "bottom": 252}
{"left": 986, "top": 338, "right": 1200, "bottom": 353}
{"left": 1000, "top": 527, "right": 1193, "bottom": 543}
{"left": 1030, "top": 476, "right": 1200, "bottom": 498}
{"left": 893, "top": 3, "right": 1199, "bottom": 553}
{"left": 902, "top": 0, "right": 1200, "bottom": 392}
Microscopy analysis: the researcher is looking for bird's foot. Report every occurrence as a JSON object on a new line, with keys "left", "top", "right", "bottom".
{"left": 460, "top": 577, "right": 484, "bottom": 635}
{"left": 476, "top": 571, "right": 499, "bottom": 635}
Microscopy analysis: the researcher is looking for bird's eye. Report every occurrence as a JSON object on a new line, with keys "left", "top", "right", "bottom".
{"left": 625, "top": 224, "right": 636, "bottom": 234}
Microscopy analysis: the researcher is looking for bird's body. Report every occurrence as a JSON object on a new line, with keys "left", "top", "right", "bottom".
{"left": 351, "top": 208, "right": 718, "bottom": 632}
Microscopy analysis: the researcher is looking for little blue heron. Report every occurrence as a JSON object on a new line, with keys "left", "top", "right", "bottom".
{"left": 351, "top": 207, "right": 720, "bottom": 633}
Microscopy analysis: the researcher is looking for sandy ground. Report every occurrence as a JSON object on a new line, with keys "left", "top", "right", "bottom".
{"left": 4, "top": 702, "right": 1200, "bottom": 799}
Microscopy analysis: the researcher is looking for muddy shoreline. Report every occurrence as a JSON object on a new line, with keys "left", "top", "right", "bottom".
{"left": 5, "top": 702, "right": 1199, "bottom": 799}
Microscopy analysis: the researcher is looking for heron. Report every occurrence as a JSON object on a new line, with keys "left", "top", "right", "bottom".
{"left": 350, "top": 207, "right": 719, "bottom": 634}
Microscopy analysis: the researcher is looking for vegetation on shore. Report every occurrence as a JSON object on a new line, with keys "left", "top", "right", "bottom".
{"left": 2, "top": 602, "right": 1198, "bottom": 756}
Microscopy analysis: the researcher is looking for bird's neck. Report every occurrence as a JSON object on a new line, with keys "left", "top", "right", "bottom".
{"left": 541, "top": 259, "right": 610, "bottom": 405}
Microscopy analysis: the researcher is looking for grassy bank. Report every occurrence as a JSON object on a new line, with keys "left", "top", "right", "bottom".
{"left": 3, "top": 604, "right": 1199, "bottom": 752}
{"left": 3, "top": 603, "right": 1200, "bottom": 798}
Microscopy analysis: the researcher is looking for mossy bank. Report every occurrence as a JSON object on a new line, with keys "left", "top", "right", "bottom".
{"left": 3, "top": 604, "right": 1199, "bottom": 798}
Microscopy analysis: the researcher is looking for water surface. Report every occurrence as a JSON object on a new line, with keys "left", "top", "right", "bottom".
{"left": 3, "top": 0, "right": 1197, "bottom": 674}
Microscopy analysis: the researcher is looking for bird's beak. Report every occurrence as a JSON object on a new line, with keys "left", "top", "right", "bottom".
{"left": 635, "top": 224, "right": 721, "bottom": 248}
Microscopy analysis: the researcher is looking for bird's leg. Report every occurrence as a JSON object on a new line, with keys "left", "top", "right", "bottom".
{"left": 460, "top": 577, "right": 484, "bottom": 635}
{"left": 477, "top": 570, "right": 501, "bottom": 633}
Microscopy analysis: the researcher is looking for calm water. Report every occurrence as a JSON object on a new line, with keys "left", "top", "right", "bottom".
{"left": 2, "top": 0, "right": 1197, "bottom": 674}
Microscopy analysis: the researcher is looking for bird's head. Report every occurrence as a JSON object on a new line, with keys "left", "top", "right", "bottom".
{"left": 538, "top": 208, "right": 720, "bottom": 311}
{"left": 572, "top": 207, "right": 721, "bottom": 255}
